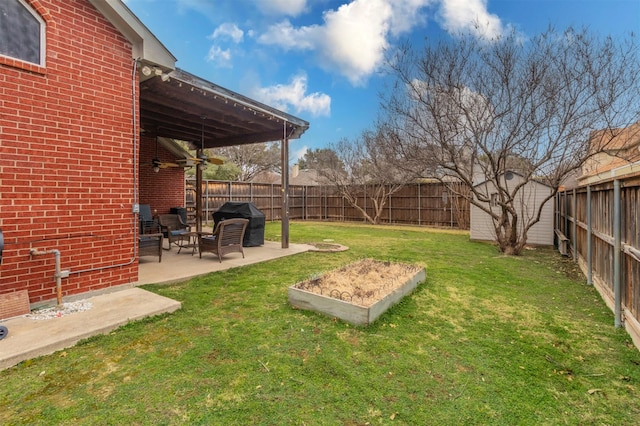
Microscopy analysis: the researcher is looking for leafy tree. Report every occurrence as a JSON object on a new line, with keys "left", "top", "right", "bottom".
{"left": 299, "top": 148, "right": 344, "bottom": 174}
{"left": 184, "top": 149, "right": 241, "bottom": 180}
{"left": 201, "top": 162, "right": 242, "bottom": 180}
{"left": 382, "top": 27, "right": 639, "bottom": 254}
{"left": 210, "top": 142, "right": 280, "bottom": 182}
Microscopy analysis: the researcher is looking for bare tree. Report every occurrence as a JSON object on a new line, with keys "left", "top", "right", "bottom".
{"left": 311, "top": 127, "right": 415, "bottom": 224}
{"left": 211, "top": 142, "right": 281, "bottom": 181}
{"left": 383, "top": 27, "right": 639, "bottom": 254}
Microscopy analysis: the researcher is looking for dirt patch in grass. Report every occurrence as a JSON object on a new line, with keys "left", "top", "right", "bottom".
{"left": 308, "top": 242, "right": 349, "bottom": 252}
{"left": 293, "top": 259, "right": 423, "bottom": 307}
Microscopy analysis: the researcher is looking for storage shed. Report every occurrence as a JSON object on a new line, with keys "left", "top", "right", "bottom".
{"left": 470, "top": 171, "right": 554, "bottom": 246}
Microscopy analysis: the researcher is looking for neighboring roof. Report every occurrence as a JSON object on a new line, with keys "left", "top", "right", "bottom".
{"left": 88, "top": 0, "right": 176, "bottom": 70}
{"left": 250, "top": 169, "right": 322, "bottom": 185}
{"left": 589, "top": 122, "right": 640, "bottom": 153}
{"left": 139, "top": 68, "right": 309, "bottom": 148}
{"left": 291, "top": 168, "right": 323, "bottom": 186}
{"left": 580, "top": 122, "right": 640, "bottom": 183}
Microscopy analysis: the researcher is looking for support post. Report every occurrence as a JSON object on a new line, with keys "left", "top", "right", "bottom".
{"left": 196, "top": 152, "right": 203, "bottom": 233}
{"left": 281, "top": 136, "right": 290, "bottom": 249}
{"left": 614, "top": 179, "right": 621, "bottom": 328}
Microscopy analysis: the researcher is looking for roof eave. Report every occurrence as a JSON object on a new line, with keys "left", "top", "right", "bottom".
{"left": 88, "top": 0, "right": 176, "bottom": 70}
{"left": 170, "top": 69, "right": 310, "bottom": 134}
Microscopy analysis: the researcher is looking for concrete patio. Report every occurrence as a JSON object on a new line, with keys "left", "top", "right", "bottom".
{"left": 137, "top": 240, "right": 312, "bottom": 285}
{"left": 0, "top": 241, "right": 312, "bottom": 370}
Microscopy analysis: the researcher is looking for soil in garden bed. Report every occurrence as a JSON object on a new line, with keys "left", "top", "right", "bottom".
{"left": 293, "top": 259, "right": 423, "bottom": 307}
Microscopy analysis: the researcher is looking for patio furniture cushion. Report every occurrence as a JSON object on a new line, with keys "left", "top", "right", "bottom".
{"left": 158, "top": 214, "right": 192, "bottom": 250}
{"left": 199, "top": 218, "right": 249, "bottom": 262}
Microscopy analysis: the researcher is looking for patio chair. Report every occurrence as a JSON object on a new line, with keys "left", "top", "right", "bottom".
{"left": 198, "top": 218, "right": 249, "bottom": 262}
{"left": 158, "top": 214, "right": 192, "bottom": 250}
{"left": 139, "top": 204, "right": 159, "bottom": 234}
{"left": 139, "top": 233, "right": 163, "bottom": 262}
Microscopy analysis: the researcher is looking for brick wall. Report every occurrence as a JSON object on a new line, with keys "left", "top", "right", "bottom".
{"left": 139, "top": 136, "right": 186, "bottom": 216}
{"left": 0, "top": 0, "right": 138, "bottom": 305}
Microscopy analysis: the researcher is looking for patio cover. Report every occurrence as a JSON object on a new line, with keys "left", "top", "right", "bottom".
{"left": 139, "top": 68, "right": 308, "bottom": 148}
{"left": 138, "top": 68, "right": 310, "bottom": 247}
{"left": 90, "top": 1, "right": 309, "bottom": 247}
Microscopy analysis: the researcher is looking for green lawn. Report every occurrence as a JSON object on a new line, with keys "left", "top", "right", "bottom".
{"left": 1, "top": 222, "right": 638, "bottom": 425}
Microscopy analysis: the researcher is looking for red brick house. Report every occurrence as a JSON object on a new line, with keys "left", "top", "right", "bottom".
{"left": 0, "top": 0, "right": 308, "bottom": 308}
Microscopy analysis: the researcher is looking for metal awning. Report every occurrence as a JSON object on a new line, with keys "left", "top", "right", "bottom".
{"left": 139, "top": 68, "right": 309, "bottom": 148}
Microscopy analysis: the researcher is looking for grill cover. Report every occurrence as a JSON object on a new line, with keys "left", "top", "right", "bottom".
{"left": 212, "top": 202, "right": 265, "bottom": 247}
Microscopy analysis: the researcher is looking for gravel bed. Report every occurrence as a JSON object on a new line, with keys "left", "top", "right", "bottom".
{"left": 26, "top": 301, "right": 93, "bottom": 320}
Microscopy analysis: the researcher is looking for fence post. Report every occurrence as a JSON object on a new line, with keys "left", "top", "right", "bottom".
{"left": 556, "top": 191, "right": 561, "bottom": 234}
{"left": 364, "top": 185, "right": 367, "bottom": 223}
{"left": 418, "top": 183, "right": 422, "bottom": 226}
{"left": 271, "top": 183, "right": 275, "bottom": 221}
{"left": 564, "top": 191, "right": 569, "bottom": 241}
{"left": 613, "top": 179, "right": 622, "bottom": 328}
{"left": 450, "top": 191, "right": 453, "bottom": 228}
{"left": 572, "top": 188, "right": 577, "bottom": 262}
{"left": 587, "top": 185, "right": 593, "bottom": 285}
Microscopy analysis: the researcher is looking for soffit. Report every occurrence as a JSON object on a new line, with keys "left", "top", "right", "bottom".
{"left": 139, "top": 68, "right": 309, "bottom": 149}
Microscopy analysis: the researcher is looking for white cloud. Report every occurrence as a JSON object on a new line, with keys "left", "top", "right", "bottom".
{"left": 210, "top": 23, "right": 244, "bottom": 43}
{"left": 317, "top": 0, "right": 392, "bottom": 86}
{"left": 437, "top": 0, "right": 505, "bottom": 40}
{"left": 388, "top": 0, "right": 436, "bottom": 35}
{"left": 292, "top": 145, "right": 308, "bottom": 162}
{"left": 257, "top": 20, "right": 318, "bottom": 50}
{"left": 253, "top": 0, "right": 308, "bottom": 17}
{"left": 206, "top": 23, "right": 244, "bottom": 67}
{"left": 253, "top": 73, "right": 331, "bottom": 118}
{"left": 257, "top": 0, "right": 434, "bottom": 86}
{"left": 206, "top": 45, "right": 233, "bottom": 67}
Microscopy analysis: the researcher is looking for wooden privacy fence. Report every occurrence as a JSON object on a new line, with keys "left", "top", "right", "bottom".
{"left": 556, "top": 175, "right": 640, "bottom": 347}
{"left": 185, "top": 180, "right": 470, "bottom": 229}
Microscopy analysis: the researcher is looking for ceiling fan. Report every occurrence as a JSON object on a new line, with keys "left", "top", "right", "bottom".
{"left": 151, "top": 158, "right": 181, "bottom": 172}
{"left": 193, "top": 115, "right": 224, "bottom": 166}
{"left": 150, "top": 133, "right": 223, "bottom": 172}
{"left": 151, "top": 137, "right": 181, "bottom": 172}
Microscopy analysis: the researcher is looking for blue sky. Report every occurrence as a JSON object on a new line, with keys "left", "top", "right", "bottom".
{"left": 123, "top": 0, "right": 640, "bottom": 162}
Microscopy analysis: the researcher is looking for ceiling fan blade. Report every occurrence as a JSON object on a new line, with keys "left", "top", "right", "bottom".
{"left": 152, "top": 159, "right": 180, "bottom": 169}
{"left": 160, "top": 162, "right": 180, "bottom": 168}
{"left": 189, "top": 156, "right": 224, "bottom": 165}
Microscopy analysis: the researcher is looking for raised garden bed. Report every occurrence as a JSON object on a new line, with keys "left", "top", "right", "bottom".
{"left": 288, "top": 259, "right": 426, "bottom": 326}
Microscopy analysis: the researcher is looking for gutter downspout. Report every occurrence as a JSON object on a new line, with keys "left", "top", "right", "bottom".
{"left": 70, "top": 58, "right": 141, "bottom": 276}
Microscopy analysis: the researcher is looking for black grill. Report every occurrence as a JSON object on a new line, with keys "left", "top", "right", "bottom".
{"left": 212, "top": 202, "right": 265, "bottom": 247}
